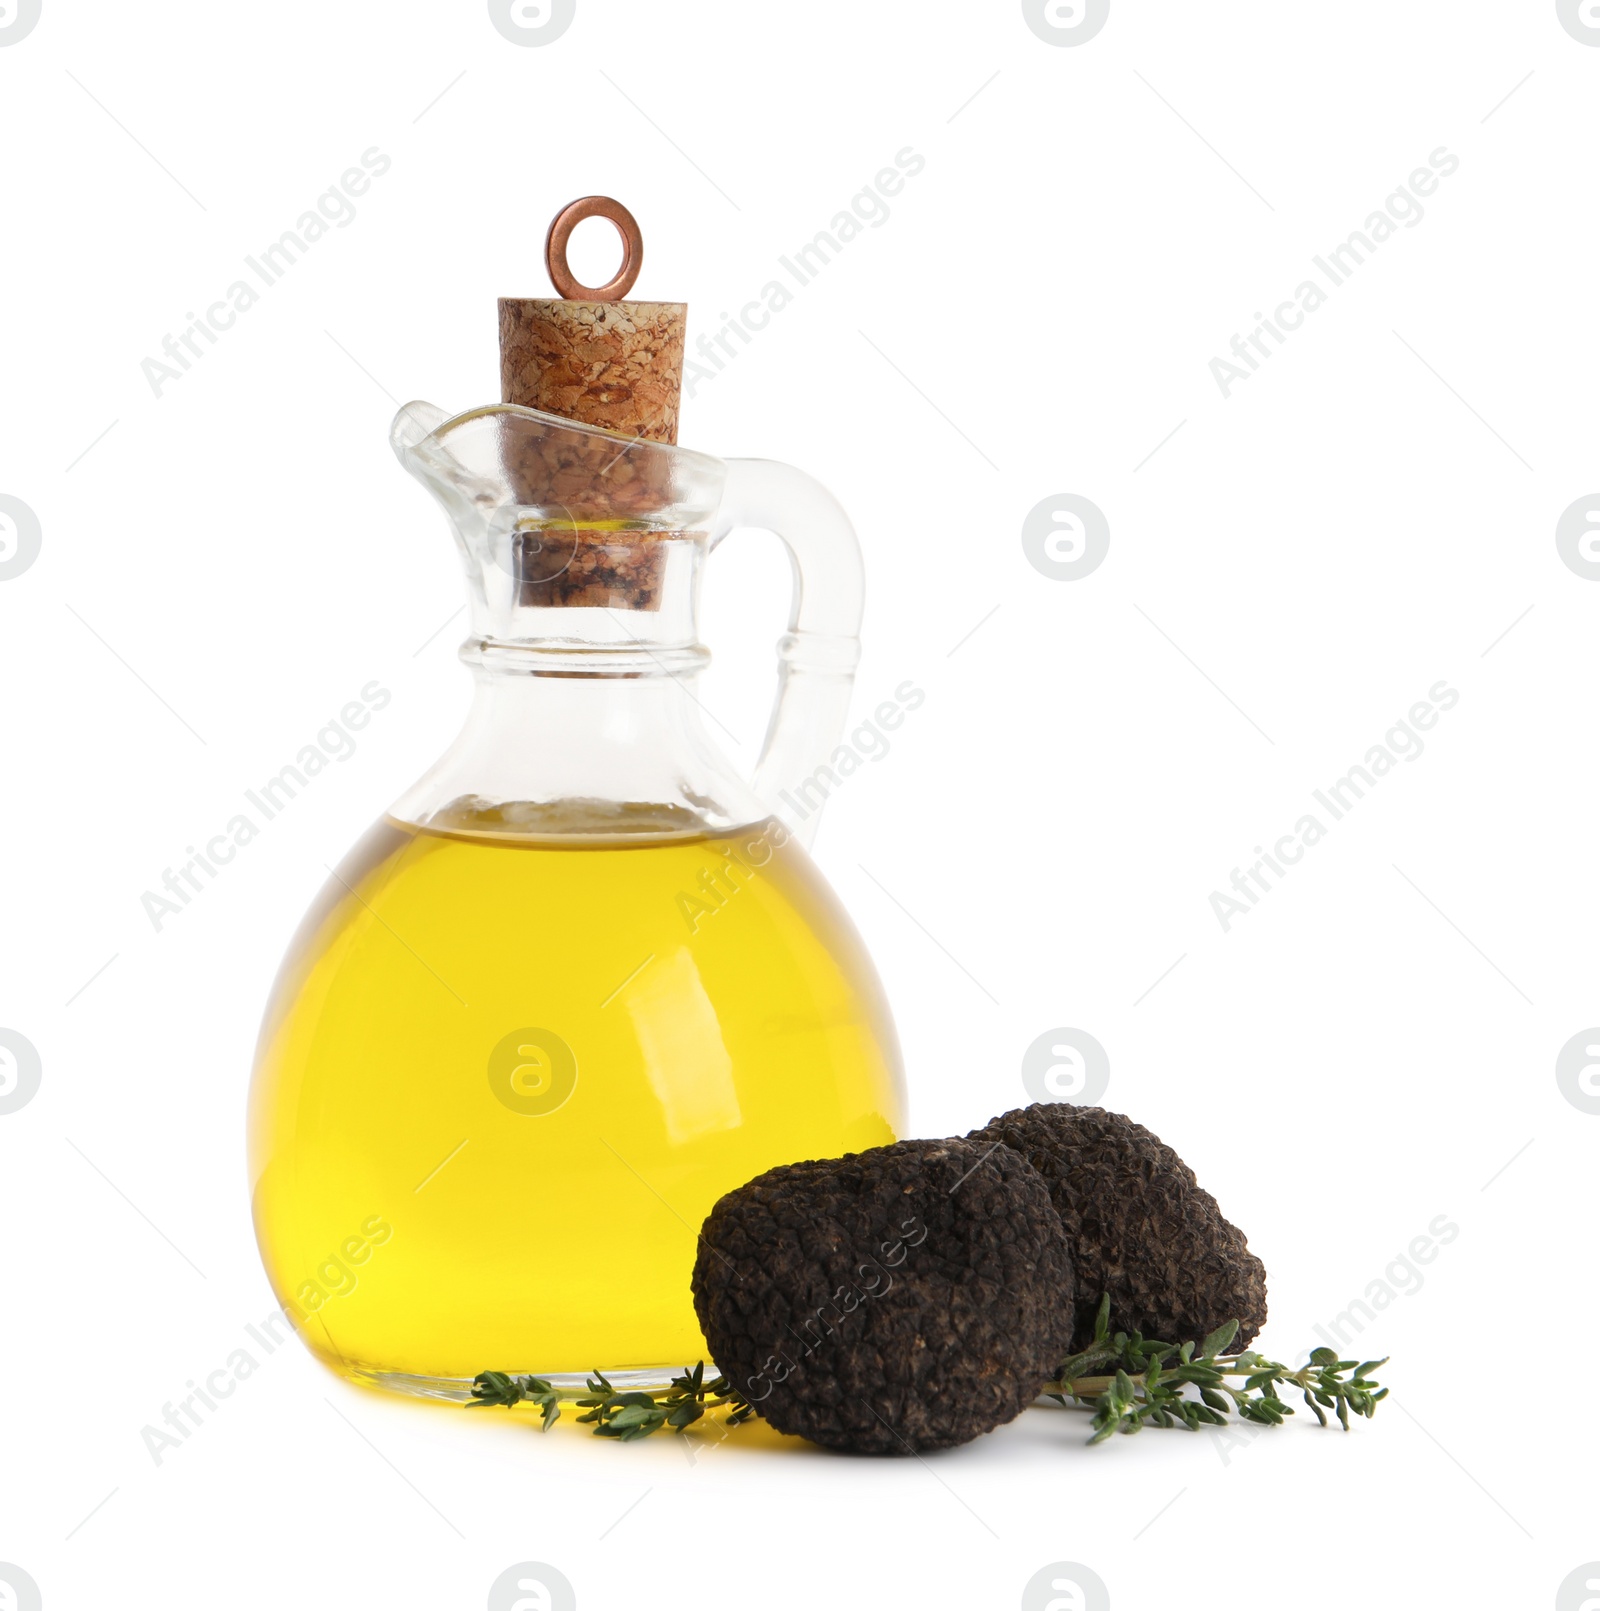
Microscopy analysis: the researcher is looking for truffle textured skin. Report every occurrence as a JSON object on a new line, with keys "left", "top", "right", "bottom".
{"left": 691, "top": 1139, "right": 1075, "bottom": 1454}
{"left": 967, "top": 1105, "right": 1267, "bottom": 1356}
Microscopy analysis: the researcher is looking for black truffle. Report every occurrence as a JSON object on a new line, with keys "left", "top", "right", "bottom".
{"left": 691, "top": 1138, "right": 1075, "bottom": 1454}
{"left": 968, "top": 1105, "right": 1267, "bottom": 1356}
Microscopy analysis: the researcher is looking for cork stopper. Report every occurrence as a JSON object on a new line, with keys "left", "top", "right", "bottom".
{"left": 498, "top": 196, "right": 685, "bottom": 444}
{"left": 499, "top": 300, "right": 686, "bottom": 445}
{"left": 496, "top": 197, "right": 691, "bottom": 612}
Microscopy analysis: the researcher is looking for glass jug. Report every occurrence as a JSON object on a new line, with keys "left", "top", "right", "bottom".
{"left": 246, "top": 399, "right": 906, "bottom": 1396}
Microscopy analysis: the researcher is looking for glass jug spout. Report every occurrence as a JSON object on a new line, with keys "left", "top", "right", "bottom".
{"left": 390, "top": 400, "right": 865, "bottom": 847}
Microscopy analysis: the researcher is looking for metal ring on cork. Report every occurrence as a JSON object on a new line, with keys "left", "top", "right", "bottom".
{"left": 544, "top": 196, "right": 643, "bottom": 300}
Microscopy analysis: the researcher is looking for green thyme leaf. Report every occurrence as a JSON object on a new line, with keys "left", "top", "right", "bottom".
{"left": 1200, "top": 1320, "right": 1240, "bottom": 1359}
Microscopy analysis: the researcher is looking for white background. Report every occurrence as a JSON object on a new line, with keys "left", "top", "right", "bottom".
{"left": 2, "top": 2, "right": 1595, "bottom": 1607}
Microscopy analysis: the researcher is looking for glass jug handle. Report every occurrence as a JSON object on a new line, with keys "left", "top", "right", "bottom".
{"left": 711, "top": 458, "right": 865, "bottom": 848}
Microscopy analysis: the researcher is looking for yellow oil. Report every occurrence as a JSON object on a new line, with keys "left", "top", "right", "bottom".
{"left": 247, "top": 814, "right": 903, "bottom": 1386}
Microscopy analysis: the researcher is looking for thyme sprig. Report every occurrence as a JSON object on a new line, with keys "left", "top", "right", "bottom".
{"left": 467, "top": 1370, "right": 565, "bottom": 1429}
{"left": 468, "top": 1362, "right": 754, "bottom": 1441}
{"left": 1043, "top": 1294, "right": 1387, "bottom": 1444}
{"left": 469, "top": 1294, "right": 1386, "bottom": 1447}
